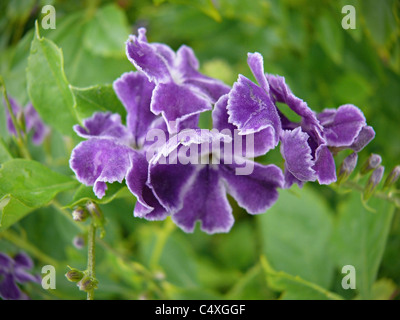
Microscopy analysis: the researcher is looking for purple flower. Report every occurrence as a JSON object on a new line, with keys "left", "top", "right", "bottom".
{"left": 139, "top": 129, "right": 283, "bottom": 234}
{"left": 4, "top": 97, "right": 49, "bottom": 145}
{"left": 126, "top": 28, "right": 230, "bottom": 133}
{"left": 0, "top": 252, "right": 40, "bottom": 300}
{"left": 227, "top": 52, "right": 374, "bottom": 188}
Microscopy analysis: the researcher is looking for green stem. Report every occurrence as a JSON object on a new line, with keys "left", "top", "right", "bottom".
{"left": 149, "top": 218, "right": 175, "bottom": 270}
{"left": 87, "top": 222, "right": 96, "bottom": 300}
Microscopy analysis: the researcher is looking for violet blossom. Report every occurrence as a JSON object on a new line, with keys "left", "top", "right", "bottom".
{"left": 0, "top": 252, "right": 40, "bottom": 300}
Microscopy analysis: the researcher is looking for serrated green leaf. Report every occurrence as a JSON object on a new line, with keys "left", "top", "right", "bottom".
{"left": 71, "top": 84, "right": 126, "bottom": 122}
{"left": 331, "top": 192, "right": 395, "bottom": 299}
{"left": 27, "top": 22, "right": 78, "bottom": 136}
{"left": 261, "top": 256, "right": 343, "bottom": 300}
{"left": 258, "top": 185, "right": 334, "bottom": 288}
{"left": 0, "top": 159, "right": 78, "bottom": 230}
{"left": 83, "top": 4, "right": 130, "bottom": 58}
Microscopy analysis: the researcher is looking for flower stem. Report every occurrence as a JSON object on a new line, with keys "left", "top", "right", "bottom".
{"left": 87, "top": 222, "right": 96, "bottom": 300}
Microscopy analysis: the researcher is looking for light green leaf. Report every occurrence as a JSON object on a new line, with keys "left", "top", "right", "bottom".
{"left": 27, "top": 22, "right": 78, "bottom": 136}
{"left": 258, "top": 185, "right": 334, "bottom": 288}
{"left": 0, "top": 159, "right": 78, "bottom": 230}
{"left": 83, "top": 4, "right": 130, "bottom": 58}
{"left": 0, "top": 138, "right": 13, "bottom": 163}
{"left": 71, "top": 84, "right": 126, "bottom": 122}
{"left": 261, "top": 256, "right": 343, "bottom": 300}
{"left": 331, "top": 192, "right": 395, "bottom": 299}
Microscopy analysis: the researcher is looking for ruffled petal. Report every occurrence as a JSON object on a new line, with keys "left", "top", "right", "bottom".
{"left": 313, "top": 145, "right": 337, "bottom": 184}
{"left": 73, "top": 112, "right": 130, "bottom": 142}
{"left": 247, "top": 52, "right": 269, "bottom": 92}
{"left": 227, "top": 75, "right": 281, "bottom": 147}
{"left": 318, "top": 104, "right": 366, "bottom": 147}
{"left": 172, "top": 165, "right": 234, "bottom": 234}
{"left": 126, "top": 28, "right": 172, "bottom": 83}
{"left": 150, "top": 82, "right": 211, "bottom": 133}
{"left": 125, "top": 152, "right": 168, "bottom": 220}
{"left": 280, "top": 127, "right": 317, "bottom": 182}
{"left": 219, "top": 159, "right": 284, "bottom": 214}
{"left": 69, "top": 139, "right": 134, "bottom": 198}
{"left": 213, "top": 94, "right": 277, "bottom": 157}
{"left": 13, "top": 253, "right": 33, "bottom": 270}
{"left": 283, "top": 167, "right": 305, "bottom": 189}
{"left": 113, "top": 71, "right": 157, "bottom": 146}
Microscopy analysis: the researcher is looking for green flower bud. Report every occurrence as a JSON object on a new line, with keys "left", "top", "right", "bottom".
{"left": 383, "top": 165, "right": 400, "bottom": 190}
{"left": 360, "top": 154, "right": 382, "bottom": 175}
{"left": 364, "top": 165, "right": 385, "bottom": 201}
{"left": 77, "top": 276, "right": 98, "bottom": 292}
{"left": 337, "top": 153, "right": 358, "bottom": 185}
{"left": 72, "top": 207, "right": 89, "bottom": 222}
{"left": 65, "top": 268, "right": 84, "bottom": 282}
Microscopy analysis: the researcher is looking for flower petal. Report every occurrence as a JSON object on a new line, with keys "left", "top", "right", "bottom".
{"left": 349, "top": 125, "right": 375, "bottom": 152}
{"left": 24, "top": 103, "right": 49, "bottom": 145}
{"left": 126, "top": 28, "right": 172, "bottom": 83}
{"left": 172, "top": 165, "right": 234, "bottom": 234}
{"left": 69, "top": 139, "right": 134, "bottom": 198}
{"left": 113, "top": 71, "right": 157, "bottom": 146}
{"left": 0, "top": 253, "right": 13, "bottom": 270}
{"left": 13, "top": 253, "right": 33, "bottom": 270}
{"left": 313, "top": 145, "right": 337, "bottom": 184}
{"left": 4, "top": 96, "right": 21, "bottom": 137}
{"left": 219, "top": 159, "right": 284, "bottom": 214}
{"left": 227, "top": 75, "right": 281, "bottom": 146}
{"left": 247, "top": 52, "right": 269, "bottom": 92}
{"left": 0, "top": 273, "right": 21, "bottom": 300}
{"left": 150, "top": 82, "right": 211, "bottom": 133}
{"left": 213, "top": 94, "right": 277, "bottom": 157}
{"left": 73, "top": 112, "right": 130, "bottom": 142}
{"left": 125, "top": 152, "right": 168, "bottom": 220}
{"left": 318, "top": 104, "right": 366, "bottom": 147}
{"left": 280, "top": 127, "right": 317, "bottom": 182}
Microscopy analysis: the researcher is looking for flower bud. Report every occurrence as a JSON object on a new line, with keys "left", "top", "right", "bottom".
{"left": 73, "top": 235, "right": 85, "bottom": 249}
{"left": 77, "top": 276, "right": 98, "bottom": 292}
{"left": 364, "top": 165, "right": 385, "bottom": 200}
{"left": 383, "top": 165, "right": 400, "bottom": 190}
{"left": 337, "top": 153, "right": 358, "bottom": 184}
{"left": 65, "top": 268, "right": 84, "bottom": 282}
{"left": 72, "top": 207, "right": 89, "bottom": 222}
{"left": 360, "top": 154, "right": 382, "bottom": 175}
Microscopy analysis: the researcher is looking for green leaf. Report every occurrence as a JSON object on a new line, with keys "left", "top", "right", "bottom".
{"left": 261, "top": 256, "right": 343, "bottom": 300}
{"left": 83, "top": 4, "right": 130, "bottom": 58}
{"left": 0, "top": 138, "right": 13, "bottom": 163}
{"left": 71, "top": 84, "right": 126, "bottom": 122}
{"left": 355, "top": 278, "right": 398, "bottom": 300}
{"left": 258, "top": 185, "right": 334, "bottom": 288}
{"left": 331, "top": 192, "right": 395, "bottom": 299}
{"left": 0, "top": 159, "right": 78, "bottom": 230}
{"left": 316, "top": 11, "right": 344, "bottom": 64}
{"left": 64, "top": 183, "right": 130, "bottom": 208}
{"left": 27, "top": 22, "right": 78, "bottom": 136}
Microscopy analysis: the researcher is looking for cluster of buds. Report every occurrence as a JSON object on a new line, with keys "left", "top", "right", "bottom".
{"left": 65, "top": 266, "right": 98, "bottom": 293}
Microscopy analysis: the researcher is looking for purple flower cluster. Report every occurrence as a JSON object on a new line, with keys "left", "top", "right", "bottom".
{"left": 69, "top": 28, "right": 374, "bottom": 234}
{"left": 0, "top": 252, "right": 40, "bottom": 300}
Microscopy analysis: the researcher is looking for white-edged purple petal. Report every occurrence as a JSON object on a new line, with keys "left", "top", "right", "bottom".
{"left": 227, "top": 75, "right": 281, "bottom": 146}
{"left": 318, "top": 104, "right": 366, "bottom": 147}
{"left": 150, "top": 82, "right": 211, "bottom": 133}
{"left": 349, "top": 125, "right": 375, "bottom": 152}
{"left": 125, "top": 151, "right": 168, "bottom": 220}
{"left": 172, "top": 165, "right": 234, "bottom": 234}
{"left": 219, "top": 159, "right": 284, "bottom": 214}
{"left": 313, "top": 145, "right": 337, "bottom": 184}
{"left": 113, "top": 71, "right": 158, "bottom": 146}
{"left": 69, "top": 138, "right": 134, "bottom": 198}
{"left": 247, "top": 52, "right": 269, "bottom": 92}
{"left": 280, "top": 127, "right": 317, "bottom": 182}
{"left": 73, "top": 112, "right": 130, "bottom": 142}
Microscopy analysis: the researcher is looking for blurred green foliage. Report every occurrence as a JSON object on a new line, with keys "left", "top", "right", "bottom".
{"left": 0, "top": 0, "right": 399, "bottom": 300}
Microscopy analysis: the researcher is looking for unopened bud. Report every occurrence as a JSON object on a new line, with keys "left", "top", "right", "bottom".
{"left": 16, "top": 110, "right": 26, "bottom": 133}
{"left": 383, "top": 165, "right": 400, "bottom": 190}
{"left": 360, "top": 154, "right": 382, "bottom": 175}
{"left": 364, "top": 165, "right": 385, "bottom": 200}
{"left": 337, "top": 153, "right": 358, "bottom": 184}
{"left": 77, "top": 276, "right": 98, "bottom": 292}
{"left": 73, "top": 235, "right": 85, "bottom": 249}
{"left": 65, "top": 268, "right": 84, "bottom": 282}
{"left": 72, "top": 207, "right": 89, "bottom": 222}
